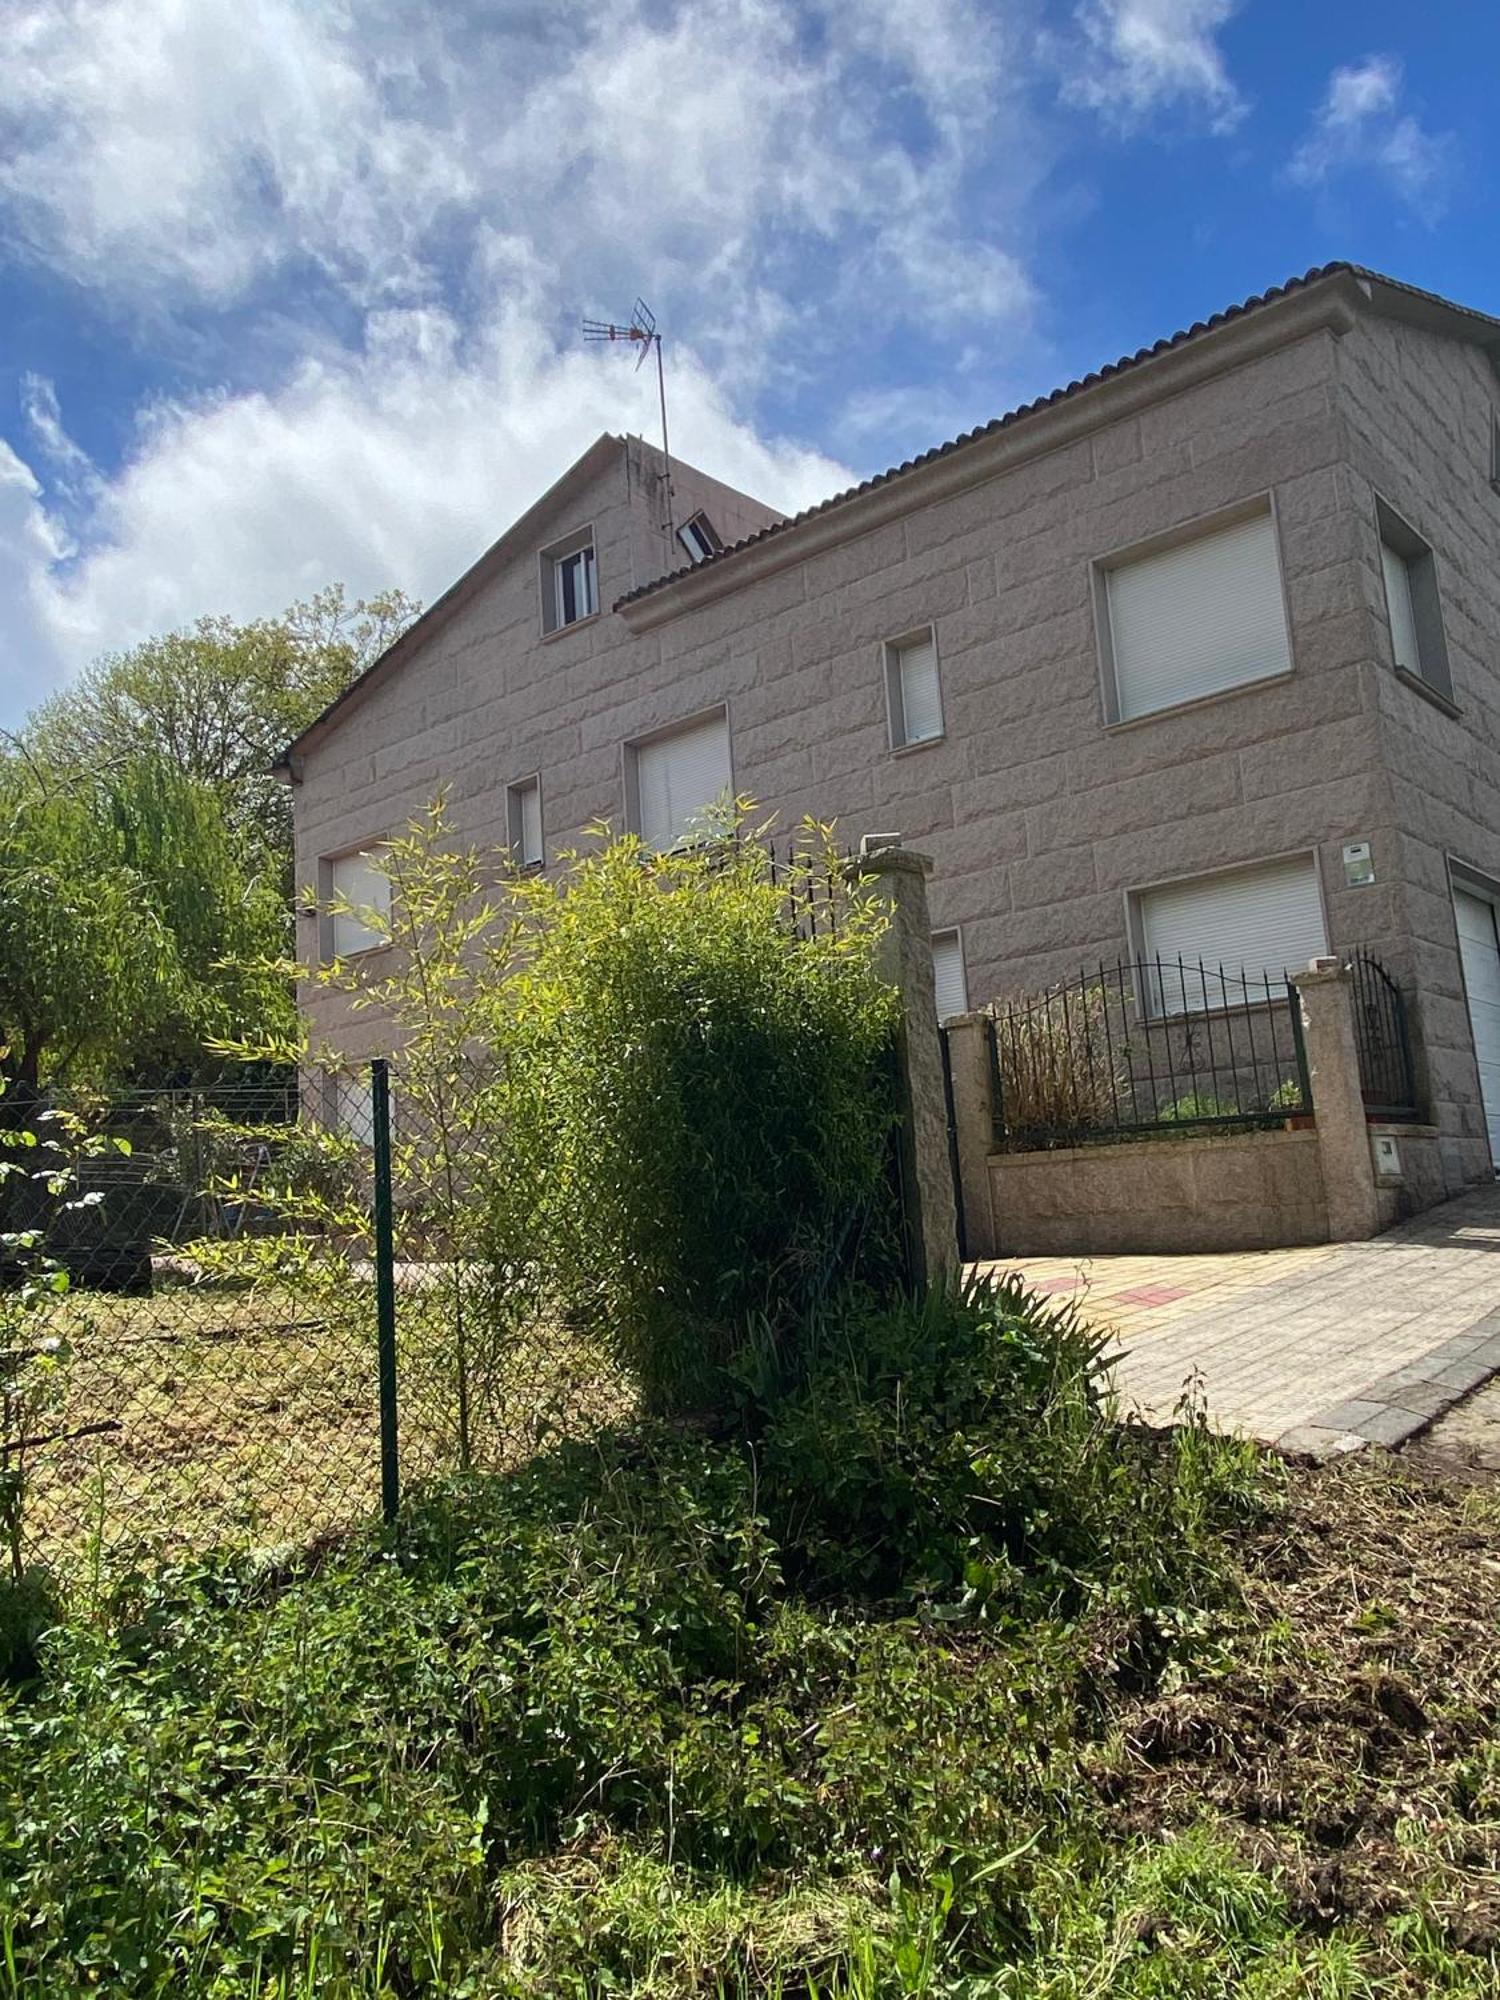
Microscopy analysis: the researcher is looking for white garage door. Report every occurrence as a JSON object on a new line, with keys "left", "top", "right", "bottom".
{"left": 1454, "top": 887, "right": 1500, "bottom": 1166}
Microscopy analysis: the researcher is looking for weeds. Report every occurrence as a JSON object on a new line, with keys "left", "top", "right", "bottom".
{"left": 1, "top": 1286, "right": 1496, "bottom": 1994}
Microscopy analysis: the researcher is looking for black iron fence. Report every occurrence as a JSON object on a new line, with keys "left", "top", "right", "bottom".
{"left": 1348, "top": 948, "right": 1421, "bottom": 1121}
{"left": 990, "top": 956, "right": 1314, "bottom": 1152}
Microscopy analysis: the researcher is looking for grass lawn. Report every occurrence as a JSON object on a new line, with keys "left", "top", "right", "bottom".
{"left": 20, "top": 1272, "right": 624, "bottom": 1578}
{"left": 3, "top": 1280, "right": 1498, "bottom": 1997}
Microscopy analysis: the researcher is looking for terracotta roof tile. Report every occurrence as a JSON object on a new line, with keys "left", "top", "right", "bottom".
{"left": 615, "top": 262, "right": 1499, "bottom": 612}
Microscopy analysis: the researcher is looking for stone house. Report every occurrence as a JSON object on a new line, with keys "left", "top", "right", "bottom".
{"left": 278, "top": 263, "right": 1500, "bottom": 1206}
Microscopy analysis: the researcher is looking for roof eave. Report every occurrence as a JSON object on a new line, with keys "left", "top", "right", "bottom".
{"left": 276, "top": 431, "right": 626, "bottom": 767}
{"left": 617, "top": 278, "right": 1365, "bottom": 634}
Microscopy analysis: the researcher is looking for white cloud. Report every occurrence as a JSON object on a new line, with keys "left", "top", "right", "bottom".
{"left": 20, "top": 375, "right": 99, "bottom": 506}
{"left": 1287, "top": 55, "right": 1453, "bottom": 219}
{"left": 0, "top": 0, "right": 1058, "bottom": 720}
{"left": 1062, "top": 0, "right": 1245, "bottom": 132}
{"left": 0, "top": 443, "right": 77, "bottom": 725}
{"left": 2, "top": 312, "right": 851, "bottom": 717}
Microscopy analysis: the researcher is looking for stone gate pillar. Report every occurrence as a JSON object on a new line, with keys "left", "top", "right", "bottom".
{"left": 1292, "top": 958, "right": 1383, "bottom": 1242}
{"left": 853, "top": 842, "right": 959, "bottom": 1285}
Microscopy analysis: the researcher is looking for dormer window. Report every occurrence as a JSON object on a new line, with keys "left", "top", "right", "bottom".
{"left": 541, "top": 528, "right": 598, "bottom": 634}
{"left": 677, "top": 512, "right": 723, "bottom": 564}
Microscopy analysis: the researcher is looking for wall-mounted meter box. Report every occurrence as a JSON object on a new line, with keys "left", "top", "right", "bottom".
{"left": 1343, "top": 840, "right": 1375, "bottom": 888}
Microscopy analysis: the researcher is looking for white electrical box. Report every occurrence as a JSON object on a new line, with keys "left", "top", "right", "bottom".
{"left": 1343, "top": 840, "right": 1375, "bottom": 887}
{"left": 1371, "top": 1132, "right": 1403, "bottom": 1181}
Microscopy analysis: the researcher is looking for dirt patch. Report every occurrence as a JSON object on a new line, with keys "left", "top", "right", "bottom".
{"left": 1407, "top": 1377, "right": 1500, "bottom": 1482}
{"left": 1092, "top": 1452, "right": 1500, "bottom": 1956}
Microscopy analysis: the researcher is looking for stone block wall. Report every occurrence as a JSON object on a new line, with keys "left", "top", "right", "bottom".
{"left": 986, "top": 1128, "right": 1329, "bottom": 1255}
{"left": 1335, "top": 315, "right": 1500, "bottom": 1188}
{"left": 288, "top": 287, "right": 1499, "bottom": 1199}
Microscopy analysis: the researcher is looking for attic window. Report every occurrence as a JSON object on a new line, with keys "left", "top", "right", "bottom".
{"left": 677, "top": 512, "right": 723, "bottom": 564}
{"left": 541, "top": 528, "right": 598, "bottom": 634}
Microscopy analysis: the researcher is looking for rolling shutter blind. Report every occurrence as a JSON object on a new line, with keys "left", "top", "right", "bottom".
{"left": 331, "top": 850, "right": 390, "bottom": 956}
{"left": 1107, "top": 511, "right": 1292, "bottom": 721}
{"left": 636, "top": 714, "right": 732, "bottom": 850}
{"left": 1381, "top": 539, "right": 1421, "bottom": 675}
{"left": 931, "top": 931, "right": 968, "bottom": 1020}
{"left": 1138, "top": 856, "right": 1327, "bottom": 1014}
{"left": 896, "top": 635, "right": 942, "bottom": 744}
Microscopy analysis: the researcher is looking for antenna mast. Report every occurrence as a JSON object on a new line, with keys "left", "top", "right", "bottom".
{"left": 582, "top": 298, "right": 675, "bottom": 543}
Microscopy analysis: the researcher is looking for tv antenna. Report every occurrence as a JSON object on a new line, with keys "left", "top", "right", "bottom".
{"left": 582, "top": 298, "right": 675, "bottom": 542}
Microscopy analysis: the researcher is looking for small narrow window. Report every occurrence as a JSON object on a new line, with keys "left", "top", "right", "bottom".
{"left": 885, "top": 629, "right": 943, "bottom": 748}
{"left": 677, "top": 512, "right": 723, "bottom": 563}
{"left": 1380, "top": 539, "right": 1421, "bottom": 676}
{"left": 541, "top": 529, "right": 598, "bottom": 633}
{"left": 1490, "top": 413, "right": 1500, "bottom": 495}
{"left": 507, "top": 775, "right": 543, "bottom": 869}
{"left": 323, "top": 1069, "right": 376, "bottom": 1146}
{"left": 328, "top": 848, "right": 391, "bottom": 958}
{"left": 931, "top": 930, "right": 968, "bottom": 1020}
{"left": 1376, "top": 499, "right": 1452, "bottom": 702}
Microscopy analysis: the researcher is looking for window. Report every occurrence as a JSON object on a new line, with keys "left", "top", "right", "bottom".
{"left": 629, "top": 710, "right": 732, "bottom": 851}
{"left": 1100, "top": 505, "right": 1292, "bottom": 723}
{"left": 885, "top": 629, "right": 943, "bottom": 748}
{"left": 1491, "top": 413, "right": 1500, "bottom": 496}
{"left": 1377, "top": 499, "right": 1452, "bottom": 701}
{"left": 1134, "top": 855, "right": 1327, "bottom": 1015}
{"left": 329, "top": 848, "right": 391, "bottom": 958}
{"left": 541, "top": 529, "right": 598, "bottom": 633}
{"left": 931, "top": 929, "right": 968, "bottom": 1020}
{"left": 507, "top": 775, "right": 543, "bottom": 869}
{"left": 677, "top": 512, "right": 723, "bottom": 563}
{"left": 322, "top": 1070, "right": 375, "bottom": 1146}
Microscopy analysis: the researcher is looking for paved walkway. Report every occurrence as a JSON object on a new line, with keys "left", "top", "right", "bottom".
{"left": 977, "top": 1182, "right": 1500, "bottom": 1454}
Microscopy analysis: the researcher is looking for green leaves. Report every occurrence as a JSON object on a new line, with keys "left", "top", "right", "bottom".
{"left": 0, "top": 750, "right": 293, "bottom": 1087}
{"left": 479, "top": 819, "right": 902, "bottom": 1417}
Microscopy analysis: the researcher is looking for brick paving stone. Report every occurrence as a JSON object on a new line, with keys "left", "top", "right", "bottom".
{"left": 976, "top": 1182, "right": 1500, "bottom": 1447}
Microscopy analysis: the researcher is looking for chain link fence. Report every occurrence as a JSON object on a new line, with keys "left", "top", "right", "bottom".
{"left": 2, "top": 1063, "right": 626, "bottom": 1586}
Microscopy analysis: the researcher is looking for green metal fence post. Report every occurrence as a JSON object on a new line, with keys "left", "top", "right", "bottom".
{"left": 371, "top": 1058, "right": 399, "bottom": 1525}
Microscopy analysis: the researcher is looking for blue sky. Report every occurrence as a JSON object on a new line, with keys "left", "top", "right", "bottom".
{"left": 1, "top": 0, "right": 1494, "bottom": 727}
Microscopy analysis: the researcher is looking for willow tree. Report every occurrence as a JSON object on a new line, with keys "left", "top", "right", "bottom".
{"left": 0, "top": 752, "right": 292, "bottom": 1092}
{"left": 23, "top": 584, "right": 417, "bottom": 882}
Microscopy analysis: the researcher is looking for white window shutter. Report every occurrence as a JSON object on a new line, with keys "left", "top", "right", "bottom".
{"left": 1381, "top": 539, "right": 1421, "bottom": 674}
{"left": 896, "top": 635, "right": 942, "bottom": 744}
{"left": 1138, "top": 856, "right": 1327, "bottom": 1013}
{"left": 1107, "top": 511, "right": 1292, "bottom": 721}
{"left": 331, "top": 850, "right": 391, "bottom": 956}
{"left": 931, "top": 931, "right": 968, "bottom": 1020}
{"left": 635, "top": 714, "right": 732, "bottom": 849}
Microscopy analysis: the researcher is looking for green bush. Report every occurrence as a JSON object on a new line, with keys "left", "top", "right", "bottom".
{"left": 757, "top": 1276, "right": 1111, "bottom": 1601}
{"left": 0, "top": 1561, "right": 61, "bottom": 1683}
{"left": 1159, "top": 1092, "right": 1238, "bottom": 1123}
{"left": 482, "top": 823, "right": 902, "bottom": 1417}
{"left": 0, "top": 1282, "right": 1283, "bottom": 1997}
{"left": 756, "top": 1277, "right": 1262, "bottom": 1615}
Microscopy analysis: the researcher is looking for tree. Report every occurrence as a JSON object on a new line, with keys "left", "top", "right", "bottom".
{"left": 23, "top": 585, "right": 418, "bottom": 877}
{"left": 0, "top": 751, "right": 292, "bottom": 1091}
